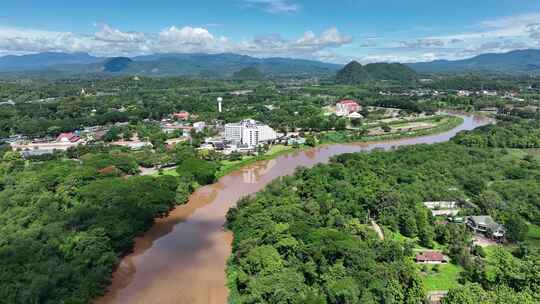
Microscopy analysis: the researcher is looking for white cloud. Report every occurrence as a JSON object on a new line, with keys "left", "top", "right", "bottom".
{"left": 527, "top": 23, "right": 540, "bottom": 44}
{"left": 400, "top": 38, "right": 446, "bottom": 48}
{"left": 366, "top": 13, "right": 540, "bottom": 63}
{"left": 0, "top": 24, "right": 352, "bottom": 61}
{"left": 241, "top": 0, "right": 300, "bottom": 13}
{"left": 94, "top": 24, "right": 146, "bottom": 43}
{"left": 295, "top": 27, "right": 352, "bottom": 48}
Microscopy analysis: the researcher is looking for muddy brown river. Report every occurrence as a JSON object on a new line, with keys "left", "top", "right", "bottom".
{"left": 96, "top": 114, "right": 490, "bottom": 304}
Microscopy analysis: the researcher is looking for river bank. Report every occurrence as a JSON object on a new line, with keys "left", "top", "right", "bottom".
{"left": 216, "top": 115, "right": 463, "bottom": 178}
{"left": 95, "top": 114, "right": 490, "bottom": 304}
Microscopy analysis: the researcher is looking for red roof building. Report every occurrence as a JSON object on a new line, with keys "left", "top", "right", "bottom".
{"left": 173, "top": 111, "right": 190, "bottom": 120}
{"left": 415, "top": 251, "right": 449, "bottom": 264}
{"left": 336, "top": 100, "right": 360, "bottom": 116}
{"left": 56, "top": 132, "right": 80, "bottom": 143}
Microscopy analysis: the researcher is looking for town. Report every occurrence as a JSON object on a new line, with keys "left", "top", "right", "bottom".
{"left": 1, "top": 3, "right": 540, "bottom": 304}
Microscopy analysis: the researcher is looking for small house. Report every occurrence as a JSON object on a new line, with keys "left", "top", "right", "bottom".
{"left": 415, "top": 251, "right": 449, "bottom": 264}
{"left": 466, "top": 216, "right": 505, "bottom": 240}
{"left": 56, "top": 132, "right": 80, "bottom": 143}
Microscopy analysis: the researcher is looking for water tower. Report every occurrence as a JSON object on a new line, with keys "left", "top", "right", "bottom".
{"left": 217, "top": 97, "right": 223, "bottom": 113}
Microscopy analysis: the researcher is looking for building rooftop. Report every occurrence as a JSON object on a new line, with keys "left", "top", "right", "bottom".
{"left": 415, "top": 251, "right": 448, "bottom": 262}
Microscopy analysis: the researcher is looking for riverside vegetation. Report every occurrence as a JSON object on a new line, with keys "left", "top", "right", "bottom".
{"left": 226, "top": 117, "right": 540, "bottom": 304}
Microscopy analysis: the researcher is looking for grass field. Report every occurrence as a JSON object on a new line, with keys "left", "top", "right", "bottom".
{"left": 319, "top": 115, "right": 463, "bottom": 144}
{"left": 150, "top": 167, "right": 179, "bottom": 177}
{"left": 216, "top": 144, "right": 295, "bottom": 178}
{"left": 419, "top": 263, "right": 463, "bottom": 291}
{"left": 526, "top": 224, "right": 540, "bottom": 249}
{"left": 504, "top": 148, "right": 540, "bottom": 161}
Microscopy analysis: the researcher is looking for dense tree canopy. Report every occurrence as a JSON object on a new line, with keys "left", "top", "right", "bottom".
{"left": 227, "top": 119, "right": 540, "bottom": 303}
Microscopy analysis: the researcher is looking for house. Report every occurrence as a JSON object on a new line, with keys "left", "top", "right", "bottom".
{"left": 466, "top": 216, "right": 505, "bottom": 239}
{"left": 193, "top": 121, "right": 206, "bottom": 132}
{"left": 56, "top": 132, "right": 80, "bottom": 143}
{"left": 415, "top": 251, "right": 449, "bottom": 264}
{"left": 424, "top": 201, "right": 457, "bottom": 209}
{"left": 173, "top": 111, "right": 190, "bottom": 120}
{"left": 161, "top": 123, "right": 193, "bottom": 137}
{"left": 336, "top": 100, "right": 360, "bottom": 116}
{"left": 112, "top": 140, "right": 153, "bottom": 150}
{"left": 457, "top": 90, "right": 471, "bottom": 97}
{"left": 287, "top": 137, "right": 306, "bottom": 145}
{"left": 423, "top": 201, "right": 460, "bottom": 217}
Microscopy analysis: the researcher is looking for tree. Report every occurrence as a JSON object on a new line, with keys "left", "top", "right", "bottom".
{"left": 505, "top": 215, "right": 529, "bottom": 242}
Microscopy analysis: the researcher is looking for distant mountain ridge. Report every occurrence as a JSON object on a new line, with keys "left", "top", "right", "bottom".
{"left": 0, "top": 52, "right": 102, "bottom": 71}
{"left": 408, "top": 49, "right": 540, "bottom": 74}
{"left": 3, "top": 49, "right": 540, "bottom": 77}
{"left": 0, "top": 52, "right": 341, "bottom": 77}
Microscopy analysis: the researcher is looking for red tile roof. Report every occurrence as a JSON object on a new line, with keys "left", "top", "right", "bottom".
{"left": 56, "top": 132, "right": 80, "bottom": 143}
{"left": 338, "top": 99, "right": 358, "bottom": 105}
{"left": 415, "top": 251, "right": 448, "bottom": 262}
{"left": 173, "top": 111, "right": 190, "bottom": 120}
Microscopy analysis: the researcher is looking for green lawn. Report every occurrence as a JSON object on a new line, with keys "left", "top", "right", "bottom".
{"left": 419, "top": 263, "right": 462, "bottom": 291}
{"left": 150, "top": 167, "right": 179, "bottom": 177}
{"left": 526, "top": 224, "right": 540, "bottom": 249}
{"left": 504, "top": 148, "right": 540, "bottom": 161}
{"left": 383, "top": 227, "right": 445, "bottom": 250}
{"left": 217, "top": 144, "right": 296, "bottom": 178}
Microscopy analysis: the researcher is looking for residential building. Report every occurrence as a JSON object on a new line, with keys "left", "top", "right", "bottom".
{"left": 56, "top": 132, "right": 81, "bottom": 143}
{"left": 336, "top": 100, "right": 360, "bottom": 116}
{"left": 415, "top": 251, "right": 449, "bottom": 264}
{"left": 287, "top": 137, "right": 306, "bottom": 145}
{"left": 466, "top": 216, "right": 505, "bottom": 239}
{"left": 457, "top": 90, "right": 471, "bottom": 97}
{"left": 423, "top": 201, "right": 460, "bottom": 217}
{"left": 11, "top": 132, "right": 83, "bottom": 153}
{"left": 161, "top": 123, "right": 192, "bottom": 137}
{"left": 193, "top": 121, "right": 206, "bottom": 132}
{"left": 112, "top": 140, "right": 153, "bottom": 150}
{"left": 173, "top": 111, "right": 190, "bottom": 120}
{"left": 224, "top": 119, "right": 277, "bottom": 147}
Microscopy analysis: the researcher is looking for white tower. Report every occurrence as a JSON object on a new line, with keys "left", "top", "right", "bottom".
{"left": 217, "top": 97, "right": 223, "bottom": 113}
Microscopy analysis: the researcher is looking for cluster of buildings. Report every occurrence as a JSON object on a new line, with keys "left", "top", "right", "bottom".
{"left": 10, "top": 132, "right": 85, "bottom": 157}
{"left": 334, "top": 99, "right": 364, "bottom": 119}
{"left": 423, "top": 201, "right": 506, "bottom": 241}
{"left": 200, "top": 119, "right": 278, "bottom": 154}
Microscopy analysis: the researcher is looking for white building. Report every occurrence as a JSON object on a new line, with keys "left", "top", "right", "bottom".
{"left": 224, "top": 119, "right": 277, "bottom": 147}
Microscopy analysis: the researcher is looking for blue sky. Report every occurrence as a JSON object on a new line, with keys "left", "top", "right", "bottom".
{"left": 1, "top": 0, "right": 540, "bottom": 63}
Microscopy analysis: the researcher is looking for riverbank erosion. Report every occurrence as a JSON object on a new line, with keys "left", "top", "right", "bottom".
{"left": 95, "top": 114, "right": 490, "bottom": 304}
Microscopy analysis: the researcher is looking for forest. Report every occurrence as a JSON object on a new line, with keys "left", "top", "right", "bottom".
{"left": 226, "top": 118, "right": 540, "bottom": 303}
{"left": 0, "top": 142, "right": 219, "bottom": 304}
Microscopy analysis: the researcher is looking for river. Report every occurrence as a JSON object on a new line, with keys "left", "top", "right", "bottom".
{"left": 96, "top": 114, "right": 490, "bottom": 304}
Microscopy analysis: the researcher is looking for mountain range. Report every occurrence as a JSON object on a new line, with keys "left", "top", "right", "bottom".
{"left": 1, "top": 49, "right": 540, "bottom": 77}
{"left": 408, "top": 49, "right": 540, "bottom": 74}
{"left": 0, "top": 52, "right": 341, "bottom": 77}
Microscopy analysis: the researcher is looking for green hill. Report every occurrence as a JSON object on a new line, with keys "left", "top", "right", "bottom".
{"left": 232, "top": 67, "right": 265, "bottom": 80}
{"left": 103, "top": 57, "right": 133, "bottom": 73}
{"left": 336, "top": 61, "right": 417, "bottom": 84}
